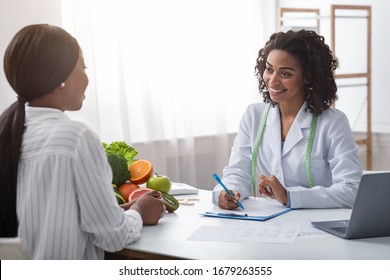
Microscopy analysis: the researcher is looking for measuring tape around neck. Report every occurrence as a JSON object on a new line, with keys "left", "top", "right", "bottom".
{"left": 251, "top": 103, "right": 318, "bottom": 196}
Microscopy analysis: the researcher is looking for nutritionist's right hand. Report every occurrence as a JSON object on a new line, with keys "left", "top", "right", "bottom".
{"left": 218, "top": 189, "right": 241, "bottom": 210}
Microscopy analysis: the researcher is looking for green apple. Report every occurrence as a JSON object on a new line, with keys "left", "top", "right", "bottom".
{"left": 146, "top": 174, "right": 172, "bottom": 194}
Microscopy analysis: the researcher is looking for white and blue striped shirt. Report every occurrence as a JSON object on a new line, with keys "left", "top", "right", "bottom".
{"left": 17, "top": 106, "right": 142, "bottom": 259}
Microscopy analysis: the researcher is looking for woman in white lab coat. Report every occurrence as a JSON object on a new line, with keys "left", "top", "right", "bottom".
{"left": 214, "top": 30, "right": 363, "bottom": 209}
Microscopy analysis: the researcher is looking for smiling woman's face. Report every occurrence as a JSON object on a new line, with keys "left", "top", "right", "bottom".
{"left": 262, "top": 49, "right": 306, "bottom": 107}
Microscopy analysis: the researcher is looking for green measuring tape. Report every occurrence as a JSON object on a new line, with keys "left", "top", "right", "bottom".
{"left": 251, "top": 104, "right": 271, "bottom": 196}
{"left": 251, "top": 104, "right": 318, "bottom": 196}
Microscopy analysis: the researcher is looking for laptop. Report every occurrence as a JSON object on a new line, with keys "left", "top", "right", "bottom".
{"left": 312, "top": 172, "right": 390, "bottom": 239}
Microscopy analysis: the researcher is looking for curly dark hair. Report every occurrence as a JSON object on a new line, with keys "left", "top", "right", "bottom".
{"left": 254, "top": 29, "right": 338, "bottom": 115}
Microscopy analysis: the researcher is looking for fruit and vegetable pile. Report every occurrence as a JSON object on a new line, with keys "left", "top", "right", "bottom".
{"left": 103, "top": 141, "right": 179, "bottom": 212}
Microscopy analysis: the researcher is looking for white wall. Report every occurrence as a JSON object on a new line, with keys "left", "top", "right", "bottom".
{"left": 2, "top": 0, "right": 389, "bottom": 130}
{"left": 2, "top": 0, "right": 389, "bottom": 131}
{"left": 0, "top": 0, "right": 62, "bottom": 111}
{"left": 1, "top": 0, "right": 389, "bottom": 172}
{"left": 278, "top": 0, "right": 390, "bottom": 135}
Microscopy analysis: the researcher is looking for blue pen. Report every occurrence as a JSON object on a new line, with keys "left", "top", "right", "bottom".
{"left": 212, "top": 173, "right": 245, "bottom": 210}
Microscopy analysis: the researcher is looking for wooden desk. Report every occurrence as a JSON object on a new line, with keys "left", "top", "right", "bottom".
{"left": 106, "top": 190, "right": 390, "bottom": 260}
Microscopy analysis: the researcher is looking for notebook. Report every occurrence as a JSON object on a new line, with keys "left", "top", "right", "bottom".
{"left": 312, "top": 172, "right": 390, "bottom": 239}
{"left": 169, "top": 182, "right": 199, "bottom": 196}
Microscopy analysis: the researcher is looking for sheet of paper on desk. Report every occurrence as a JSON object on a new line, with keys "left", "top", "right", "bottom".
{"left": 201, "top": 196, "right": 291, "bottom": 221}
{"left": 187, "top": 222, "right": 301, "bottom": 243}
{"left": 267, "top": 219, "right": 336, "bottom": 239}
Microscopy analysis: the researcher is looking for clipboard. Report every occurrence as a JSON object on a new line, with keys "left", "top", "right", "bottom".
{"left": 201, "top": 208, "right": 292, "bottom": 221}
{"left": 200, "top": 196, "right": 292, "bottom": 221}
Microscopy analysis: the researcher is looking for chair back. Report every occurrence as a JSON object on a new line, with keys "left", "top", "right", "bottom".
{"left": 0, "top": 238, "right": 29, "bottom": 259}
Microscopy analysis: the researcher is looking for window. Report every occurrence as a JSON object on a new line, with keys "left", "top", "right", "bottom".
{"left": 62, "top": 0, "right": 269, "bottom": 143}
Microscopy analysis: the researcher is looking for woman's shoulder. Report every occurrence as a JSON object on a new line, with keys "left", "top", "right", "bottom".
{"left": 24, "top": 107, "right": 101, "bottom": 150}
{"left": 58, "top": 118, "right": 100, "bottom": 145}
{"left": 319, "top": 107, "right": 349, "bottom": 122}
{"left": 245, "top": 102, "right": 270, "bottom": 115}
{"left": 317, "top": 107, "right": 352, "bottom": 132}
{"left": 49, "top": 114, "right": 97, "bottom": 140}
{"left": 237, "top": 102, "right": 274, "bottom": 132}
{"left": 61, "top": 118, "right": 94, "bottom": 133}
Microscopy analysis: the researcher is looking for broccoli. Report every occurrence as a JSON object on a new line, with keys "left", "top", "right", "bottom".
{"left": 107, "top": 153, "right": 130, "bottom": 186}
{"left": 103, "top": 141, "right": 138, "bottom": 165}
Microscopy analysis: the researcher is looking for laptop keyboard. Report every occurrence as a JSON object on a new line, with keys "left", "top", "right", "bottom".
{"left": 331, "top": 226, "right": 347, "bottom": 234}
{"left": 330, "top": 220, "right": 350, "bottom": 234}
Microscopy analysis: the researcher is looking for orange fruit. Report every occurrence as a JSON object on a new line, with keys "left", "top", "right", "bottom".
{"left": 128, "top": 159, "right": 153, "bottom": 184}
{"left": 118, "top": 182, "right": 140, "bottom": 202}
{"left": 128, "top": 188, "right": 152, "bottom": 201}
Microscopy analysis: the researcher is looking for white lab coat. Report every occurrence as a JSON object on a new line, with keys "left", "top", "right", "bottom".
{"left": 213, "top": 102, "right": 363, "bottom": 208}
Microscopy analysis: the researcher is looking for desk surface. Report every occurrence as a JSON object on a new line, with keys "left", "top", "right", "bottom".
{"left": 110, "top": 190, "right": 390, "bottom": 260}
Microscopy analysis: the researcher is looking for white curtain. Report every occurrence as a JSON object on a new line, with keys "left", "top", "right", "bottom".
{"left": 61, "top": 0, "right": 273, "bottom": 189}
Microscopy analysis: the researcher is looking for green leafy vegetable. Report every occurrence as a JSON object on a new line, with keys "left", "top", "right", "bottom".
{"left": 103, "top": 141, "right": 138, "bottom": 165}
